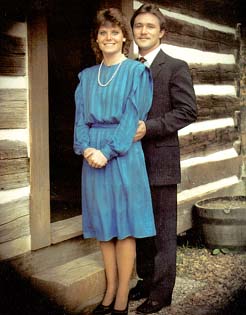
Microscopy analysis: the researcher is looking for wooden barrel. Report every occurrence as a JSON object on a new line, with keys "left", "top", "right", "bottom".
{"left": 195, "top": 196, "right": 246, "bottom": 250}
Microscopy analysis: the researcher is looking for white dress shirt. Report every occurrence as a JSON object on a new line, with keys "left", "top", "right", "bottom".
{"left": 138, "top": 46, "right": 161, "bottom": 67}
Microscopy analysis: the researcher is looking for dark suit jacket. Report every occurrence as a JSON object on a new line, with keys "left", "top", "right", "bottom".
{"left": 142, "top": 50, "right": 197, "bottom": 186}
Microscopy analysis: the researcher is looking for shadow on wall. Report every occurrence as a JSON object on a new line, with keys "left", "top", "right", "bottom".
{"left": 0, "top": 262, "right": 68, "bottom": 315}
{"left": 222, "top": 289, "right": 246, "bottom": 315}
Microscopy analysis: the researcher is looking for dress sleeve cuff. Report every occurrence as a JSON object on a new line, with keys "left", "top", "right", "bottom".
{"left": 101, "top": 145, "right": 117, "bottom": 160}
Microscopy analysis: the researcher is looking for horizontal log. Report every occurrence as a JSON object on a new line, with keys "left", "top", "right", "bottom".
{"left": 189, "top": 64, "right": 238, "bottom": 85}
{"left": 0, "top": 235, "right": 30, "bottom": 260}
{"left": 180, "top": 126, "right": 238, "bottom": 159}
{"left": 10, "top": 237, "right": 99, "bottom": 276}
{"left": 163, "top": 15, "right": 239, "bottom": 54}
{"left": 151, "top": 0, "right": 239, "bottom": 27}
{"left": 0, "top": 54, "right": 26, "bottom": 76}
{"left": 51, "top": 215, "right": 82, "bottom": 244}
{"left": 0, "top": 139, "right": 28, "bottom": 159}
{"left": 0, "top": 196, "right": 29, "bottom": 225}
{"left": 0, "top": 33, "right": 26, "bottom": 54}
{"left": 0, "top": 214, "right": 30, "bottom": 243}
{"left": 179, "top": 155, "right": 241, "bottom": 192}
{"left": 0, "top": 173, "right": 29, "bottom": 190}
{"left": 0, "top": 89, "right": 27, "bottom": 128}
{"left": 197, "top": 95, "right": 240, "bottom": 121}
{"left": 0, "top": 158, "right": 29, "bottom": 176}
{"left": 0, "top": 33, "right": 26, "bottom": 76}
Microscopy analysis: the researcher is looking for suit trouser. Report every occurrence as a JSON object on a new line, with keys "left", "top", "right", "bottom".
{"left": 136, "top": 184, "right": 177, "bottom": 301}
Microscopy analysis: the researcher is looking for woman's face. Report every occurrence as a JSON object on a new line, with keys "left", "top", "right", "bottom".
{"left": 97, "top": 21, "right": 126, "bottom": 56}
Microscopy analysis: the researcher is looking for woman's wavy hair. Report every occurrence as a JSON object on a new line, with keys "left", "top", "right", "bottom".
{"left": 91, "top": 8, "right": 132, "bottom": 63}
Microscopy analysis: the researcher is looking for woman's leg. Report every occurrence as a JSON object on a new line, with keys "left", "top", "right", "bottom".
{"left": 114, "top": 237, "right": 136, "bottom": 310}
{"left": 100, "top": 240, "right": 118, "bottom": 305}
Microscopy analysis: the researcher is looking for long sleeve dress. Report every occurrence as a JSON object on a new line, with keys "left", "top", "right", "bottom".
{"left": 74, "top": 58, "right": 156, "bottom": 241}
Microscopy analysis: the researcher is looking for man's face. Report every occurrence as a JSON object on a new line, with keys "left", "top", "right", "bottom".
{"left": 133, "top": 13, "right": 165, "bottom": 55}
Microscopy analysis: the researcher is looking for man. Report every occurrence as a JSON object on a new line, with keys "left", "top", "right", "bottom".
{"left": 129, "top": 3, "right": 197, "bottom": 314}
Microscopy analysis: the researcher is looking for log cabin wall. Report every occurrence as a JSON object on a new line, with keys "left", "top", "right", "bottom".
{"left": 0, "top": 7, "right": 31, "bottom": 259}
{"left": 134, "top": 1, "right": 245, "bottom": 233}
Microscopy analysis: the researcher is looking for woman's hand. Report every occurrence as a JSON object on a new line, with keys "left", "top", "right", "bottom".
{"left": 89, "top": 150, "right": 108, "bottom": 168}
{"left": 84, "top": 147, "right": 96, "bottom": 159}
{"left": 84, "top": 148, "right": 108, "bottom": 168}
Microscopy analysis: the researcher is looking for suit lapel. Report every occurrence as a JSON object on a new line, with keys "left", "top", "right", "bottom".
{"left": 150, "top": 50, "right": 167, "bottom": 80}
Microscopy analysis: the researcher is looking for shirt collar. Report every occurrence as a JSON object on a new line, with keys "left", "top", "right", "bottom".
{"left": 138, "top": 46, "right": 161, "bottom": 67}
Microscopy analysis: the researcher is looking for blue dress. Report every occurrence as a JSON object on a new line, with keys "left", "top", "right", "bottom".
{"left": 74, "top": 59, "right": 156, "bottom": 241}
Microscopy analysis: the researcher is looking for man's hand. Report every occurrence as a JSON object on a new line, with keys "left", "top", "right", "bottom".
{"left": 133, "top": 120, "right": 146, "bottom": 142}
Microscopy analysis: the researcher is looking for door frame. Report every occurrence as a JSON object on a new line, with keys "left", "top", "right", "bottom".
{"left": 27, "top": 0, "right": 133, "bottom": 250}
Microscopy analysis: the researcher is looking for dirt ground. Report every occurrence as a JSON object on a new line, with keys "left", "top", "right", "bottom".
{"left": 129, "top": 232, "right": 246, "bottom": 315}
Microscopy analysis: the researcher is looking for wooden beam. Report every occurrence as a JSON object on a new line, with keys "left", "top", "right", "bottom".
{"left": 147, "top": 0, "right": 240, "bottom": 27}
{"left": 197, "top": 95, "right": 240, "bottom": 121}
{"left": 0, "top": 89, "right": 27, "bottom": 128}
{"left": 0, "top": 34, "right": 26, "bottom": 75}
{"left": 179, "top": 155, "right": 241, "bottom": 192}
{"left": 51, "top": 215, "right": 82, "bottom": 244}
{"left": 28, "top": 12, "right": 51, "bottom": 250}
{"left": 0, "top": 215, "right": 30, "bottom": 243}
{"left": 163, "top": 15, "right": 238, "bottom": 54}
{"left": 0, "top": 195, "right": 29, "bottom": 225}
{"left": 180, "top": 126, "right": 238, "bottom": 158}
{"left": 0, "top": 235, "right": 30, "bottom": 260}
{"left": 0, "top": 139, "right": 27, "bottom": 159}
{"left": 190, "top": 64, "right": 238, "bottom": 85}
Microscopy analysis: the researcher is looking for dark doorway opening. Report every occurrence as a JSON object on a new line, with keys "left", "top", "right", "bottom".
{"left": 48, "top": 0, "right": 99, "bottom": 222}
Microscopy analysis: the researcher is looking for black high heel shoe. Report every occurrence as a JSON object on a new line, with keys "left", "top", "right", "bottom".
{"left": 111, "top": 300, "right": 129, "bottom": 315}
{"left": 92, "top": 299, "right": 115, "bottom": 315}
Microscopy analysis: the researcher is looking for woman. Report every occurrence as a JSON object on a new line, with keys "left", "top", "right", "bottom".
{"left": 73, "top": 8, "right": 156, "bottom": 315}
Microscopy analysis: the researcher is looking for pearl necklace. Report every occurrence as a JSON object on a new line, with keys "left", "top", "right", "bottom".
{"left": 97, "top": 59, "right": 124, "bottom": 87}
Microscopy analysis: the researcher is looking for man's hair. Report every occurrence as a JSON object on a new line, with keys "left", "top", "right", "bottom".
{"left": 130, "top": 3, "right": 166, "bottom": 32}
{"left": 91, "top": 8, "right": 132, "bottom": 63}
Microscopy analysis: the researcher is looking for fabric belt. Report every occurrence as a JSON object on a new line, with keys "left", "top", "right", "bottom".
{"left": 90, "top": 123, "right": 119, "bottom": 128}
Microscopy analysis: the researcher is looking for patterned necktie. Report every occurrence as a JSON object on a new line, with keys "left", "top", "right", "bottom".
{"left": 138, "top": 56, "right": 146, "bottom": 63}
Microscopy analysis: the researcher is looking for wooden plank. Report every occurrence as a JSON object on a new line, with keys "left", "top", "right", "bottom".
{"left": 31, "top": 252, "right": 105, "bottom": 313}
{"left": 180, "top": 126, "right": 239, "bottom": 159}
{"left": 0, "top": 196, "right": 29, "bottom": 225}
{"left": 0, "top": 215, "right": 30, "bottom": 243}
{"left": 163, "top": 15, "right": 238, "bottom": 54}
{"left": 51, "top": 215, "right": 82, "bottom": 244}
{"left": 10, "top": 237, "right": 99, "bottom": 276}
{"left": 150, "top": 0, "right": 239, "bottom": 27}
{"left": 0, "top": 235, "right": 30, "bottom": 260}
{"left": 0, "top": 158, "right": 29, "bottom": 175}
{"left": 0, "top": 89, "right": 27, "bottom": 128}
{"left": 197, "top": 95, "right": 240, "bottom": 121}
{"left": 0, "top": 34, "right": 25, "bottom": 54}
{"left": 0, "top": 139, "right": 27, "bottom": 159}
{"left": 28, "top": 12, "right": 51, "bottom": 249}
{"left": 0, "top": 34, "right": 26, "bottom": 76}
{"left": 179, "top": 155, "right": 241, "bottom": 192}
{"left": 0, "top": 173, "right": 29, "bottom": 190}
{"left": 189, "top": 64, "right": 238, "bottom": 85}
{"left": 0, "top": 55, "right": 26, "bottom": 76}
